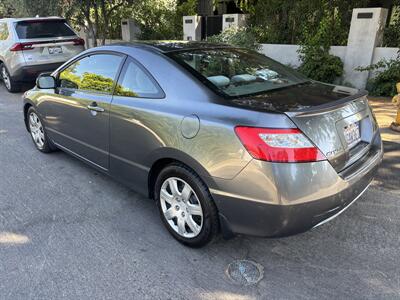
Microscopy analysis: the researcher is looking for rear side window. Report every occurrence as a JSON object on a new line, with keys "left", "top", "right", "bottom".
{"left": 15, "top": 20, "right": 76, "bottom": 39}
{"left": 59, "top": 54, "right": 124, "bottom": 94}
{"left": 169, "top": 48, "right": 308, "bottom": 98}
{"left": 0, "top": 23, "right": 9, "bottom": 40}
{"left": 115, "top": 58, "right": 163, "bottom": 98}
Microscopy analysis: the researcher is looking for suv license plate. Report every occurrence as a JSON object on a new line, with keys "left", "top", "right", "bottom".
{"left": 344, "top": 121, "right": 361, "bottom": 147}
{"left": 48, "top": 46, "right": 63, "bottom": 54}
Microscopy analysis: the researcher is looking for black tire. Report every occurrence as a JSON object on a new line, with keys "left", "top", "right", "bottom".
{"left": 154, "top": 163, "right": 219, "bottom": 247}
{"left": 1, "top": 64, "right": 20, "bottom": 93}
{"left": 26, "top": 106, "right": 57, "bottom": 153}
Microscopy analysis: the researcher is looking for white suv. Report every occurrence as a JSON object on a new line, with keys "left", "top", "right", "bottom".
{"left": 0, "top": 17, "right": 85, "bottom": 92}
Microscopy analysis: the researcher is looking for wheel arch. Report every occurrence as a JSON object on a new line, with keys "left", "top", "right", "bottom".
{"left": 23, "top": 100, "right": 34, "bottom": 132}
{"left": 147, "top": 148, "right": 217, "bottom": 200}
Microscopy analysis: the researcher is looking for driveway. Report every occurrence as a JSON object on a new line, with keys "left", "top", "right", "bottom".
{"left": 0, "top": 85, "right": 399, "bottom": 299}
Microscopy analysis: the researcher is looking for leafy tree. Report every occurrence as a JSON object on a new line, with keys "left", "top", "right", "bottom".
{"left": 383, "top": 3, "right": 400, "bottom": 47}
{"left": 298, "top": 9, "right": 344, "bottom": 83}
{"left": 116, "top": 0, "right": 197, "bottom": 40}
{"left": 207, "top": 26, "right": 260, "bottom": 50}
{"left": 63, "top": 0, "right": 137, "bottom": 47}
{"left": 244, "top": 0, "right": 371, "bottom": 45}
{"left": 0, "top": 0, "right": 18, "bottom": 18}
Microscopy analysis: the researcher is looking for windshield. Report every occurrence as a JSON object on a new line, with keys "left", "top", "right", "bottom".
{"left": 15, "top": 20, "right": 76, "bottom": 39}
{"left": 169, "top": 48, "right": 309, "bottom": 97}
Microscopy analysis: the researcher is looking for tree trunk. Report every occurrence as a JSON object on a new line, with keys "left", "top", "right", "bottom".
{"left": 93, "top": 1, "right": 100, "bottom": 47}
{"left": 83, "top": 0, "right": 97, "bottom": 47}
{"left": 100, "top": 0, "right": 107, "bottom": 46}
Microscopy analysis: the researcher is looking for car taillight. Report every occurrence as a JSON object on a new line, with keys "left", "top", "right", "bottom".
{"left": 235, "top": 127, "right": 326, "bottom": 163}
{"left": 10, "top": 42, "right": 34, "bottom": 51}
{"left": 72, "top": 38, "right": 85, "bottom": 46}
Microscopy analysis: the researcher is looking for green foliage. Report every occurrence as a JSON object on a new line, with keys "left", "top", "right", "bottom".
{"left": 298, "top": 12, "right": 344, "bottom": 83}
{"left": 80, "top": 73, "right": 115, "bottom": 93}
{"left": 298, "top": 48, "right": 344, "bottom": 83}
{"left": 383, "top": 5, "right": 400, "bottom": 47}
{"left": 207, "top": 26, "right": 260, "bottom": 50}
{"left": 129, "top": 0, "right": 180, "bottom": 40}
{"left": 357, "top": 57, "right": 400, "bottom": 96}
{"left": 0, "top": 0, "right": 16, "bottom": 18}
{"left": 245, "top": 0, "right": 369, "bottom": 45}
{"left": 113, "top": 0, "right": 197, "bottom": 40}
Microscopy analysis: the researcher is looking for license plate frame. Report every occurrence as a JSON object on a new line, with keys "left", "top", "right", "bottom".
{"left": 48, "top": 46, "right": 63, "bottom": 55}
{"left": 344, "top": 121, "right": 361, "bottom": 147}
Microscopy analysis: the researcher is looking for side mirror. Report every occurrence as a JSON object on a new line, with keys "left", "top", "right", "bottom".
{"left": 37, "top": 74, "right": 56, "bottom": 89}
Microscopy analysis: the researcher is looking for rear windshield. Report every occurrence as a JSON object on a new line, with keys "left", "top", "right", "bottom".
{"left": 15, "top": 20, "right": 76, "bottom": 39}
{"left": 169, "top": 48, "right": 309, "bottom": 97}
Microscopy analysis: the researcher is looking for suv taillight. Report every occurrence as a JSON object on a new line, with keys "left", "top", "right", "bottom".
{"left": 235, "top": 127, "right": 326, "bottom": 163}
{"left": 10, "top": 42, "right": 34, "bottom": 51}
{"left": 72, "top": 38, "right": 85, "bottom": 46}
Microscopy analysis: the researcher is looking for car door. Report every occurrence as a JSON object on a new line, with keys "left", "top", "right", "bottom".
{"left": 109, "top": 57, "right": 165, "bottom": 193}
{"left": 46, "top": 52, "right": 125, "bottom": 170}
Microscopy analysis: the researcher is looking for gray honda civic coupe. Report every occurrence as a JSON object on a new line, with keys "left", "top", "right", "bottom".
{"left": 23, "top": 41, "right": 383, "bottom": 247}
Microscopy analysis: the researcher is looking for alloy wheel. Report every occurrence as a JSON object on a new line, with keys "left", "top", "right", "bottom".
{"left": 160, "top": 177, "right": 203, "bottom": 238}
{"left": 1, "top": 66, "right": 11, "bottom": 90}
{"left": 29, "top": 112, "right": 45, "bottom": 149}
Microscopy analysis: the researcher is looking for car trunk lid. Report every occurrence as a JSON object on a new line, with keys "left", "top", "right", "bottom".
{"left": 16, "top": 37, "right": 84, "bottom": 65}
{"left": 231, "top": 82, "right": 379, "bottom": 172}
{"left": 285, "top": 92, "right": 377, "bottom": 172}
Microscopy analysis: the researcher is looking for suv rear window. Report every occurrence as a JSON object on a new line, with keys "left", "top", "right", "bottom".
{"left": 169, "top": 48, "right": 309, "bottom": 98}
{"left": 15, "top": 20, "right": 76, "bottom": 39}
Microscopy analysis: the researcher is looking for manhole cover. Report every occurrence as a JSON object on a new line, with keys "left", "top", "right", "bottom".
{"left": 225, "top": 259, "right": 264, "bottom": 286}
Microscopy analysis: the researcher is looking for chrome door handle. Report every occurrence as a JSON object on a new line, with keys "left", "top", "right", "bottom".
{"left": 87, "top": 104, "right": 105, "bottom": 112}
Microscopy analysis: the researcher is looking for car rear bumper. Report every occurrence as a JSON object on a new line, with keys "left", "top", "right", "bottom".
{"left": 210, "top": 135, "right": 383, "bottom": 238}
{"left": 11, "top": 62, "right": 64, "bottom": 82}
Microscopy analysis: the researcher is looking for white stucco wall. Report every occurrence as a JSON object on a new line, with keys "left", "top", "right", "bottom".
{"left": 260, "top": 44, "right": 301, "bottom": 67}
{"left": 260, "top": 43, "right": 398, "bottom": 86}
{"left": 372, "top": 47, "right": 399, "bottom": 64}
{"left": 260, "top": 44, "right": 348, "bottom": 68}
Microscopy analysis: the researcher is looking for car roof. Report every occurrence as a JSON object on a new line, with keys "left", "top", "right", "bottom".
{"left": 108, "top": 41, "right": 234, "bottom": 53}
{"left": 0, "top": 17, "right": 65, "bottom": 23}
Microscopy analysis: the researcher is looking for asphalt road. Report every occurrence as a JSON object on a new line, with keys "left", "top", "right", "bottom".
{"left": 0, "top": 84, "right": 399, "bottom": 300}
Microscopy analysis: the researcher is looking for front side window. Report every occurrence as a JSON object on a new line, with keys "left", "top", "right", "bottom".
{"left": 115, "top": 59, "right": 163, "bottom": 98}
{"left": 0, "top": 23, "right": 9, "bottom": 40}
{"left": 59, "top": 54, "right": 124, "bottom": 94}
{"left": 169, "top": 48, "right": 309, "bottom": 97}
{"left": 15, "top": 20, "right": 76, "bottom": 39}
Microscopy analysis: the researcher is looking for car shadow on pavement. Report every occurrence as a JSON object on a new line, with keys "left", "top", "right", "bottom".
{"left": 372, "top": 141, "right": 400, "bottom": 192}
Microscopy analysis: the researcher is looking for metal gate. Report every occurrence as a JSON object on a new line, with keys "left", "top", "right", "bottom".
{"left": 203, "top": 15, "right": 223, "bottom": 40}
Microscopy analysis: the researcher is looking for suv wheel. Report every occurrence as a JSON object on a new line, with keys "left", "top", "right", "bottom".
{"left": 155, "top": 163, "right": 219, "bottom": 247}
{"left": 1, "top": 64, "right": 20, "bottom": 93}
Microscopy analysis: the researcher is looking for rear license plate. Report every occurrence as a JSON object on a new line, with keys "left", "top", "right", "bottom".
{"left": 344, "top": 121, "right": 361, "bottom": 147}
{"left": 48, "top": 46, "right": 63, "bottom": 54}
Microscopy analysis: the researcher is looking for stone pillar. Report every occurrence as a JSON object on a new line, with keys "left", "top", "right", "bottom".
{"left": 121, "top": 19, "right": 141, "bottom": 42}
{"left": 343, "top": 8, "right": 388, "bottom": 89}
{"left": 183, "top": 16, "right": 202, "bottom": 41}
{"left": 222, "top": 14, "right": 247, "bottom": 31}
